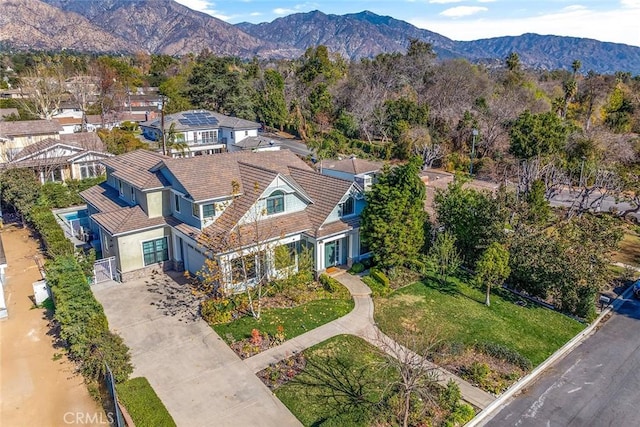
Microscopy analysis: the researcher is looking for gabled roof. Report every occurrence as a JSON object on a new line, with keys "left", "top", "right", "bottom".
{"left": 158, "top": 149, "right": 312, "bottom": 202}
{"left": 0, "top": 120, "right": 62, "bottom": 137}
{"left": 14, "top": 132, "right": 105, "bottom": 161}
{"left": 322, "top": 156, "right": 384, "bottom": 175}
{"left": 288, "top": 166, "right": 356, "bottom": 231}
{"left": 101, "top": 149, "right": 169, "bottom": 190}
{"left": 232, "top": 135, "right": 282, "bottom": 150}
{"left": 140, "top": 109, "right": 260, "bottom": 132}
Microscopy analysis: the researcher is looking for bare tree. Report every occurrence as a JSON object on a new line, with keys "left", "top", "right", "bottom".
{"left": 567, "top": 167, "right": 623, "bottom": 218}
{"left": 66, "top": 73, "right": 99, "bottom": 132}
{"left": 18, "top": 64, "right": 66, "bottom": 120}
{"left": 376, "top": 330, "right": 442, "bottom": 427}
{"left": 403, "top": 126, "right": 444, "bottom": 169}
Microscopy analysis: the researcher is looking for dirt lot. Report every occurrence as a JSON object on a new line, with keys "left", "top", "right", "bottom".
{"left": 0, "top": 225, "right": 105, "bottom": 427}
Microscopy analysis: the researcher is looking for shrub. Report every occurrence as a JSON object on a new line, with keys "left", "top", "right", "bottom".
{"left": 116, "top": 377, "right": 176, "bottom": 427}
{"left": 362, "top": 276, "right": 391, "bottom": 297}
{"left": 370, "top": 268, "right": 390, "bottom": 287}
{"left": 463, "top": 361, "right": 491, "bottom": 387}
{"left": 439, "top": 380, "right": 462, "bottom": 412}
{"left": 443, "top": 403, "right": 475, "bottom": 427}
{"left": 348, "top": 262, "right": 365, "bottom": 274}
{"left": 319, "top": 273, "right": 340, "bottom": 293}
{"left": 45, "top": 255, "right": 132, "bottom": 383}
{"left": 200, "top": 298, "right": 233, "bottom": 325}
{"left": 474, "top": 341, "right": 533, "bottom": 371}
{"left": 29, "top": 206, "right": 74, "bottom": 258}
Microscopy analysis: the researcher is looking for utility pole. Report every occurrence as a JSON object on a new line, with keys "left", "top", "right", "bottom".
{"left": 160, "top": 95, "right": 166, "bottom": 156}
{"left": 469, "top": 129, "right": 478, "bottom": 175}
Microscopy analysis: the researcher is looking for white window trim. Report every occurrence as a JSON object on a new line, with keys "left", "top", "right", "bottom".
{"left": 140, "top": 236, "right": 169, "bottom": 266}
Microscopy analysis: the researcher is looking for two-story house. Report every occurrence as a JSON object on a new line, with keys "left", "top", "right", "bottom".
{"left": 80, "top": 149, "right": 370, "bottom": 289}
{"left": 320, "top": 156, "right": 384, "bottom": 191}
{"left": 139, "top": 110, "right": 262, "bottom": 157}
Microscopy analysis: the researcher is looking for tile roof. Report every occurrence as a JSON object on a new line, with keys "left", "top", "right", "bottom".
{"left": 232, "top": 135, "right": 282, "bottom": 149}
{"left": 0, "top": 120, "right": 62, "bottom": 137}
{"left": 91, "top": 205, "right": 166, "bottom": 236}
{"left": 102, "top": 149, "right": 169, "bottom": 190}
{"left": 159, "top": 149, "right": 312, "bottom": 202}
{"left": 14, "top": 133, "right": 105, "bottom": 160}
{"left": 322, "top": 156, "right": 384, "bottom": 175}
{"left": 80, "top": 183, "right": 131, "bottom": 213}
{"left": 140, "top": 109, "right": 260, "bottom": 132}
{"left": 315, "top": 215, "right": 361, "bottom": 239}
{"left": 288, "top": 166, "right": 355, "bottom": 230}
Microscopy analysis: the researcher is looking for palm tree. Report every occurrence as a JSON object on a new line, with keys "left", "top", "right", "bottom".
{"left": 163, "top": 122, "right": 189, "bottom": 157}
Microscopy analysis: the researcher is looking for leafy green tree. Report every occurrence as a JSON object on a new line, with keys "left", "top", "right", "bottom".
{"left": 361, "top": 157, "right": 428, "bottom": 273}
{"left": 0, "top": 168, "right": 40, "bottom": 224}
{"left": 524, "top": 179, "right": 551, "bottom": 225}
{"left": 428, "top": 231, "right": 461, "bottom": 286}
{"left": 509, "top": 110, "right": 571, "bottom": 159}
{"left": 255, "top": 69, "right": 288, "bottom": 130}
{"left": 97, "top": 128, "right": 147, "bottom": 155}
{"left": 475, "top": 242, "right": 510, "bottom": 306}
{"left": 434, "top": 178, "right": 508, "bottom": 265}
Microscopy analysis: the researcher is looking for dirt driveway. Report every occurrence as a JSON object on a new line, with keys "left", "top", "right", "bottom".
{"left": 0, "top": 225, "right": 105, "bottom": 427}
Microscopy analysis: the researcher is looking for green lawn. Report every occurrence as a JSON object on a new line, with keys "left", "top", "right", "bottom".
{"left": 275, "top": 335, "right": 394, "bottom": 427}
{"left": 116, "top": 377, "right": 176, "bottom": 427}
{"left": 214, "top": 298, "right": 354, "bottom": 343}
{"left": 612, "top": 228, "right": 640, "bottom": 267}
{"left": 375, "top": 276, "right": 585, "bottom": 366}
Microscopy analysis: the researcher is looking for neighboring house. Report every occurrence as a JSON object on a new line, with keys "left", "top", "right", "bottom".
{"left": 0, "top": 233, "right": 7, "bottom": 319}
{"left": 80, "top": 149, "right": 369, "bottom": 288}
{"left": 0, "top": 120, "right": 63, "bottom": 163}
{"left": 320, "top": 155, "right": 384, "bottom": 190}
{"left": 140, "top": 110, "right": 261, "bottom": 157}
{"left": 3, "top": 133, "right": 112, "bottom": 183}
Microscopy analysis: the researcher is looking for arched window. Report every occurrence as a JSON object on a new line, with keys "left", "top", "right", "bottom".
{"left": 266, "top": 190, "right": 285, "bottom": 214}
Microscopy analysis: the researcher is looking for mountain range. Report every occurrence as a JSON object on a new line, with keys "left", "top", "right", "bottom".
{"left": 1, "top": 0, "right": 639, "bottom": 74}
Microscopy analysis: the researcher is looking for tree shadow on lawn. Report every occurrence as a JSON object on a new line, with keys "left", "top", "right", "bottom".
{"left": 421, "top": 276, "right": 486, "bottom": 306}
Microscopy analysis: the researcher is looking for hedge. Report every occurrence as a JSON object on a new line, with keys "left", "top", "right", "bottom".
{"left": 29, "top": 205, "right": 74, "bottom": 258}
{"left": 46, "top": 255, "right": 133, "bottom": 383}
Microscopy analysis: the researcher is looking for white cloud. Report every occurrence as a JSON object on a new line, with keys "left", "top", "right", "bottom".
{"left": 429, "top": 0, "right": 464, "bottom": 3}
{"left": 621, "top": 0, "right": 640, "bottom": 7}
{"left": 273, "top": 7, "right": 296, "bottom": 15}
{"left": 250, "top": 12, "right": 262, "bottom": 17}
{"left": 174, "top": 0, "right": 231, "bottom": 20}
{"left": 410, "top": 5, "right": 640, "bottom": 46}
{"left": 440, "top": 6, "right": 488, "bottom": 17}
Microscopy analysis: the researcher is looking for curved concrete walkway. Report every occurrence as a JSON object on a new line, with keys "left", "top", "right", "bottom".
{"left": 243, "top": 270, "right": 495, "bottom": 410}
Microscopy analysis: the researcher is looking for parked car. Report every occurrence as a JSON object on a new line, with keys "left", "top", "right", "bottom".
{"left": 633, "top": 280, "right": 640, "bottom": 298}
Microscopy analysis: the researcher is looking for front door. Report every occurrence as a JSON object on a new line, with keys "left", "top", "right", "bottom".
{"left": 325, "top": 240, "right": 340, "bottom": 268}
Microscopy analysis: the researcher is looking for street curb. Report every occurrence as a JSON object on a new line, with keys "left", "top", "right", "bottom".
{"left": 465, "top": 284, "right": 635, "bottom": 427}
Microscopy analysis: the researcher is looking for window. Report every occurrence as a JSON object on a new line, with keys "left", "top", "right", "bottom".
{"left": 266, "top": 190, "right": 285, "bottom": 215}
{"left": 341, "top": 196, "right": 355, "bottom": 216}
{"left": 174, "top": 194, "right": 180, "bottom": 213}
{"left": 201, "top": 130, "right": 217, "bottom": 144}
{"left": 192, "top": 202, "right": 199, "bottom": 218}
{"left": 45, "top": 168, "right": 63, "bottom": 182}
{"left": 203, "top": 203, "right": 215, "bottom": 218}
{"left": 245, "top": 130, "right": 248, "bottom": 136}
{"left": 130, "top": 187, "right": 136, "bottom": 203}
{"left": 79, "top": 161, "right": 101, "bottom": 179}
{"left": 142, "top": 237, "right": 169, "bottom": 266}
{"left": 118, "top": 180, "right": 123, "bottom": 196}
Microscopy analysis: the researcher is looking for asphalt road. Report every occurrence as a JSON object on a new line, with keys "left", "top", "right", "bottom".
{"left": 549, "top": 188, "right": 640, "bottom": 222}
{"left": 485, "top": 295, "right": 640, "bottom": 427}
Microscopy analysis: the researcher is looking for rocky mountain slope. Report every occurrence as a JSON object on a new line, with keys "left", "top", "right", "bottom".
{"left": 2, "top": 0, "right": 639, "bottom": 74}
{"left": 0, "top": 0, "right": 137, "bottom": 53}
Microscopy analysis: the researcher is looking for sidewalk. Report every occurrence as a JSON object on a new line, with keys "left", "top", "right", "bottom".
{"left": 243, "top": 269, "right": 495, "bottom": 410}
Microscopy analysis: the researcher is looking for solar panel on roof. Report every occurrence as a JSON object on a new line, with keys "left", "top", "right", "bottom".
{"left": 178, "top": 119, "right": 190, "bottom": 125}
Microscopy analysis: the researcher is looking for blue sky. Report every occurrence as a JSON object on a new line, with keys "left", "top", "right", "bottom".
{"left": 174, "top": 0, "right": 640, "bottom": 47}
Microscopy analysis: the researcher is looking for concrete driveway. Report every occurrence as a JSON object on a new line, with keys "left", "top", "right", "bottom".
{"left": 92, "top": 273, "right": 300, "bottom": 427}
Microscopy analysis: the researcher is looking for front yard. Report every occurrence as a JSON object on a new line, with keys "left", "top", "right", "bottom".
{"left": 374, "top": 274, "right": 585, "bottom": 393}
{"left": 272, "top": 335, "right": 475, "bottom": 427}
{"left": 210, "top": 274, "right": 354, "bottom": 358}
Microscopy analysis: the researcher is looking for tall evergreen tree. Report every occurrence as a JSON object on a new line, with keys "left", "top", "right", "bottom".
{"left": 360, "top": 157, "right": 428, "bottom": 272}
